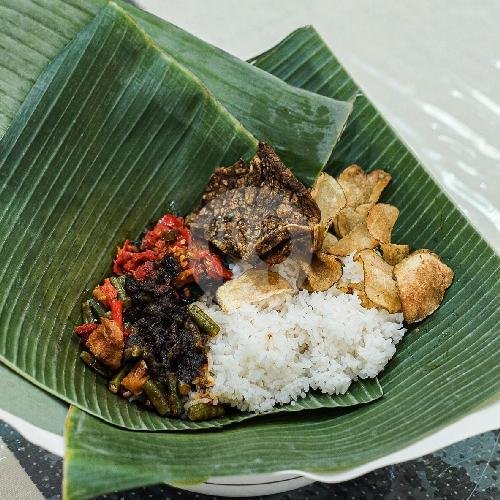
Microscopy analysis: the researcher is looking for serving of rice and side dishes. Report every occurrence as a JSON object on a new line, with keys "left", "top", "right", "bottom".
{"left": 73, "top": 142, "right": 454, "bottom": 421}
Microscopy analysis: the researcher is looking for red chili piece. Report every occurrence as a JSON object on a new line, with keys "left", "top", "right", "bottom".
{"left": 141, "top": 214, "right": 191, "bottom": 252}
{"left": 112, "top": 213, "right": 232, "bottom": 285}
{"left": 73, "top": 323, "right": 97, "bottom": 343}
{"left": 94, "top": 278, "right": 118, "bottom": 308}
{"left": 111, "top": 299, "right": 123, "bottom": 332}
{"left": 113, "top": 215, "right": 191, "bottom": 280}
{"left": 191, "top": 250, "right": 232, "bottom": 283}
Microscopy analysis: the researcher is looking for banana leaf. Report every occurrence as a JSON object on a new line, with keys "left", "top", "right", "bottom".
{"left": 0, "top": 0, "right": 352, "bottom": 183}
{"left": 0, "top": 362, "right": 67, "bottom": 436}
{"left": 63, "top": 26, "right": 499, "bottom": 499}
{"left": 0, "top": 3, "right": 380, "bottom": 432}
{"left": 0, "top": 355, "right": 379, "bottom": 439}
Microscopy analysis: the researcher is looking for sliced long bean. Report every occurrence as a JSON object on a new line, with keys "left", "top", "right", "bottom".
{"left": 88, "top": 298, "right": 107, "bottom": 318}
{"left": 124, "top": 345, "right": 143, "bottom": 360}
{"left": 187, "top": 402, "right": 225, "bottom": 421}
{"left": 188, "top": 305, "right": 220, "bottom": 337}
{"left": 110, "top": 276, "right": 130, "bottom": 307}
{"left": 81, "top": 300, "right": 95, "bottom": 324}
{"left": 80, "top": 351, "right": 110, "bottom": 378}
{"left": 108, "top": 363, "right": 131, "bottom": 394}
{"left": 166, "top": 373, "right": 183, "bottom": 417}
{"left": 143, "top": 379, "right": 169, "bottom": 416}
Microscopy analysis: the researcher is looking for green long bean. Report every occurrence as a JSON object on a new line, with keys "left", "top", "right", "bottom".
{"left": 80, "top": 351, "right": 111, "bottom": 378}
{"left": 143, "top": 379, "right": 169, "bottom": 416}
{"left": 188, "top": 305, "right": 220, "bottom": 337}
{"left": 166, "top": 373, "right": 183, "bottom": 417}
{"left": 88, "top": 298, "right": 107, "bottom": 318}
{"left": 124, "top": 345, "right": 143, "bottom": 360}
{"left": 110, "top": 276, "right": 130, "bottom": 307}
{"left": 108, "top": 363, "right": 131, "bottom": 393}
{"left": 81, "top": 300, "right": 95, "bottom": 324}
{"left": 187, "top": 402, "right": 225, "bottom": 421}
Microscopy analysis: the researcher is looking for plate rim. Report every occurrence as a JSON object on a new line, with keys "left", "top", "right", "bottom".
{"left": 1, "top": 399, "right": 498, "bottom": 488}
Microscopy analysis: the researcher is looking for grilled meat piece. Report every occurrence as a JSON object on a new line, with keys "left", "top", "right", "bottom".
{"left": 188, "top": 143, "right": 321, "bottom": 264}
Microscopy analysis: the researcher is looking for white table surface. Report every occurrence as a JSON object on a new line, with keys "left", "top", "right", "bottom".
{"left": 138, "top": 0, "right": 500, "bottom": 251}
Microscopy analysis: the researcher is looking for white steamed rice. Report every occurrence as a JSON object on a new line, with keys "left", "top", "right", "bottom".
{"left": 201, "top": 256, "right": 405, "bottom": 412}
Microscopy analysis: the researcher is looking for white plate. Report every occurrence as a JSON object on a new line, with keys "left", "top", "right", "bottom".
{"left": 1, "top": 400, "right": 498, "bottom": 496}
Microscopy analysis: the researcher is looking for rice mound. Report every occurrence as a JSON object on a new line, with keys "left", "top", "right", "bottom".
{"left": 204, "top": 258, "right": 405, "bottom": 413}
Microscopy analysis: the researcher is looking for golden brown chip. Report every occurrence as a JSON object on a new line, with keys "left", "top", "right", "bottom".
{"left": 393, "top": 250, "right": 454, "bottom": 323}
{"left": 338, "top": 165, "right": 391, "bottom": 207}
{"left": 336, "top": 280, "right": 377, "bottom": 309}
{"left": 355, "top": 249, "right": 401, "bottom": 313}
{"left": 380, "top": 243, "right": 410, "bottom": 266}
{"left": 321, "top": 232, "right": 339, "bottom": 253}
{"left": 310, "top": 172, "right": 347, "bottom": 230}
{"left": 366, "top": 169, "right": 392, "bottom": 204}
{"left": 313, "top": 223, "right": 326, "bottom": 252}
{"left": 338, "top": 165, "right": 369, "bottom": 207}
{"left": 300, "top": 252, "right": 342, "bottom": 292}
{"left": 366, "top": 203, "right": 399, "bottom": 243}
{"left": 334, "top": 203, "right": 373, "bottom": 238}
{"left": 216, "top": 269, "right": 293, "bottom": 312}
{"left": 324, "top": 223, "right": 378, "bottom": 256}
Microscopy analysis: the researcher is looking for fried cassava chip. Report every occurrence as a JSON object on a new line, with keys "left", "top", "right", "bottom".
{"left": 338, "top": 165, "right": 391, "bottom": 207}
{"left": 321, "top": 232, "right": 339, "bottom": 253}
{"left": 366, "top": 203, "right": 399, "bottom": 243}
{"left": 355, "top": 250, "right": 401, "bottom": 314}
{"left": 300, "top": 252, "right": 342, "bottom": 292}
{"left": 393, "top": 250, "right": 454, "bottom": 323}
{"left": 324, "top": 224, "right": 378, "bottom": 256}
{"left": 334, "top": 203, "right": 373, "bottom": 238}
{"left": 336, "top": 280, "right": 377, "bottom": 309}
{"left": 310, "top": 172, "right": 346, "bottom": 230}
{"left": 216, "top": 269, "right": 293, "bottom": 312}
{"left": 380, "top": 243, "right": 410, "bottom": 266}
